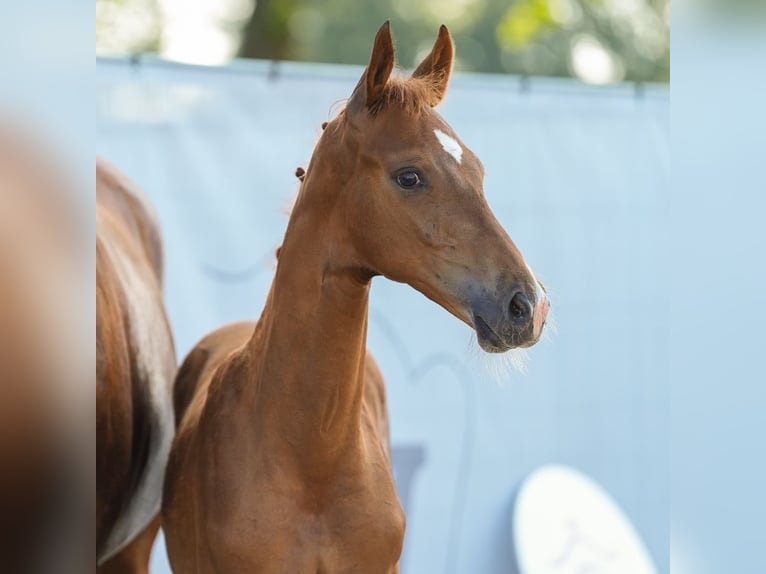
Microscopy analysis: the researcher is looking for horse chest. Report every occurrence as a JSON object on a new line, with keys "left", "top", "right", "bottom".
{"left": 205, "top": 468, "right": 405, "bottom": 574}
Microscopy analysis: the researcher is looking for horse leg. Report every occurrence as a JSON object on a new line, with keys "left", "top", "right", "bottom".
{"left": 97, "top": 516, "right": 160, "bottom": 574}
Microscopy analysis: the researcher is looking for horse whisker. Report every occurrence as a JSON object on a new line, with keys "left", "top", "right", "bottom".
{"left": 466, "top": 334, "right": 529, "bottom": 385}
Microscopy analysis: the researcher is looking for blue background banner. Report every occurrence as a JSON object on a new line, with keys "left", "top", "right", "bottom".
{"left": 97, "top": 58, "right": 669, "bottom": 573}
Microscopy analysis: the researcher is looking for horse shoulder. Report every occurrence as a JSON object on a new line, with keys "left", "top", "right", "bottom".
{"left": 163, "top": 321, "right": 256, "bottom": 570}
{"left": 166, "top": 321, "right": 257, "bottom": 498}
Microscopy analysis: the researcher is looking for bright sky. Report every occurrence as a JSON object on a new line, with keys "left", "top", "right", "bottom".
{"left": 158, "top": 0, "right": 254, "bottom": 64}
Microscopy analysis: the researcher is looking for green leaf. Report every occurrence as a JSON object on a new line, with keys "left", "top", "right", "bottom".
{"left": 497, "top": 0, "right": 556, "bottom": 51}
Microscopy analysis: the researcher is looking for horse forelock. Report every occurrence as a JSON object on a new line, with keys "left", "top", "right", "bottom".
{"left": 282, "top": 73, "right": 445, "bottom": 218}
{"left": 360, "top": 75, "right": 442, "bottom": 116}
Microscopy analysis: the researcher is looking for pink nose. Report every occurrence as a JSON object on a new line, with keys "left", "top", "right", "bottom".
{"left": 532, "top": 294, "right": 550, "bottom": 340}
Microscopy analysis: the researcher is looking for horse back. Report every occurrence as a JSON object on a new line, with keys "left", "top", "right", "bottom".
{"left": 96, "top": 158, "right": 165, "bottom": 285}
{"left": 172, "top": 321, "right": 256, "bottom": 432}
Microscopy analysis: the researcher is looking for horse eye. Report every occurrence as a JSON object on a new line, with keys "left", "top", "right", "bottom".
{"left": 395, "top": 171, "right": 422, "bottom": 189}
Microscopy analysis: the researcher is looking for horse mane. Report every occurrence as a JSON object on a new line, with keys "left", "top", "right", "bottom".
{"left": 282, "top": 72, "right": 442, "bottom": 219}
{"left": 366, "top": 74, "right": 442, "bottom": 116}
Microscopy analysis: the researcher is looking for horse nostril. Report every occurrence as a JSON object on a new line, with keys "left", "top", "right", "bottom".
{"left": 509, "top": 291, "right": 532, "bottom": 326}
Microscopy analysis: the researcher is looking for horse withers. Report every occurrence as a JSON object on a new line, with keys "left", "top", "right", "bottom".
{"left": 96, "top": 159, "right": 176, "bottom": 573}
{"left": 163, "top": 22, "right": 549, "bottom": 574}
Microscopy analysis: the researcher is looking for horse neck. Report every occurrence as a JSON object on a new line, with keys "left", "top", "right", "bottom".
{"left": 246, "top": 181, "right": 371, "bottom": 473}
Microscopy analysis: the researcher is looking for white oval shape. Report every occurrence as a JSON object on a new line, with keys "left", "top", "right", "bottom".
{"left": 513, "top": 465, "right": 657, "bottom": 574}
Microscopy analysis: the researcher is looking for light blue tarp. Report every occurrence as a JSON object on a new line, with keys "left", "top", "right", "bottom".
{"left": 97, "top": 58, "right": 669, "bottom": 573}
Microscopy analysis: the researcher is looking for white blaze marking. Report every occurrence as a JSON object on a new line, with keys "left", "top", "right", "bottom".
{"left": 525, "top": 261, "right": 546, "bottom": 306}
{"left": 434, "top": 129, "right": 463, "bottom": 164}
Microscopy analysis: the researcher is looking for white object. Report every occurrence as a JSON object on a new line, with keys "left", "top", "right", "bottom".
{"left": 433, "top": 128, "right": 462, "bottom": 164}
{"left": 513, "top": 465, "right": 657, "bottom": 574}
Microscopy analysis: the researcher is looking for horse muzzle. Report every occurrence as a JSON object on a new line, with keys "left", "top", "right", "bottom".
{"left": 471, "top": 286, "right": 549, "bottom": 353}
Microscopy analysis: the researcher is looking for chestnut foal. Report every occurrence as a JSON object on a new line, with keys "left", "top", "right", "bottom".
{"left": 163, "top": 22, "right": 549, "bottom": 574}
{"left": 96, "top": 159, "right": 176, "bottom": 573}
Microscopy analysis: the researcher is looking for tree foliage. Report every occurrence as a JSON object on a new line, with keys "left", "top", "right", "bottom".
{"left": 96, "top": 0, "right": 669, "bottom": 83}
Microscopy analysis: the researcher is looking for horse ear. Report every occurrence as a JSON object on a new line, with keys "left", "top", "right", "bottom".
{"left": 348, "top": 21, "right": 395, "bottom": 113}
{"left": 411, "top": 24, "right": 454, "bottom": 106}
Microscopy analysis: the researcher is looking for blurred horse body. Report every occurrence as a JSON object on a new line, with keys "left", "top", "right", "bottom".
{"left": 0, "top": 122, "right": 86, "bottom": 573}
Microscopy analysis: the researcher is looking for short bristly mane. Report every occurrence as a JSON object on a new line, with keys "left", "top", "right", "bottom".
{"left": 363, "top": 74, "right": 445, "bottom": 116}
{"left": 289, "top": 74, "right": 443, "bottom": 215}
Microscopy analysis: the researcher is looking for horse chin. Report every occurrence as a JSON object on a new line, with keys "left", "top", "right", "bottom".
{"left": 473, "top": 315, "right": 512, "bottom": 354}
